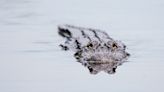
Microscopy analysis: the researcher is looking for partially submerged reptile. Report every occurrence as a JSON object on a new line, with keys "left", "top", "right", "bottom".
{"left": 58, "top": 24, "right": 130, "bottom": 74}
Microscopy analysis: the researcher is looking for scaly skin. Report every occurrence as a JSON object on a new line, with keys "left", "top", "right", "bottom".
{"left": 58, "top": 24, "right": 130, "bottom": 74}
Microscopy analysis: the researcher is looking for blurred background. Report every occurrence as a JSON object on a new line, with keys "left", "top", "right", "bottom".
{"left": 0, "top": 0, "right": 164, "bottom": 92}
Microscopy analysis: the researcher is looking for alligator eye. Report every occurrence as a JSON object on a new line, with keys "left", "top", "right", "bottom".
{"left": 112, "top": 43, "right": 118, "bottom": 48}
{"left": 87, "top": 43, "right": 93, "bottom": 48}
{"left": 74, "top": 52, "right": 81, "bottom": 59}
{"left": 92, "top": 41, "right": 98, "bottom": 46}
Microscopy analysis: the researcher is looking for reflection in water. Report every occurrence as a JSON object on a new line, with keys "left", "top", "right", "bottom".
{"left": 58, "top": 24, "right": 130, "bottom": 74}
{"left": 78, "top": 60, "right": 125, "bottom": 75}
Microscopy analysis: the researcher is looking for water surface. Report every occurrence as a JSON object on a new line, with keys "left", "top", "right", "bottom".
{"left": 0, "top": 0, "right": 164, "bottom": 92}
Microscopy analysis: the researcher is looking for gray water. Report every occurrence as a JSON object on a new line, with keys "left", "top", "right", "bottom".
{"left": 0, "top": 0, "right": 164, "bottom": 92}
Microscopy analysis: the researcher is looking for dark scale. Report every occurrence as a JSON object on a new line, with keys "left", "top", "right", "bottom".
{"left": 75, "top": 40, "right": 81, "bottom": 50}
{"left": 59, "top": 44, "right": 69, "bottom": 51}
